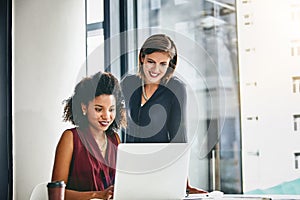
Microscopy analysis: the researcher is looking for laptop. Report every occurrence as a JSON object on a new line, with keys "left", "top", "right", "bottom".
{"left": 113, "top": 143, "right": 191, "bottom": 200}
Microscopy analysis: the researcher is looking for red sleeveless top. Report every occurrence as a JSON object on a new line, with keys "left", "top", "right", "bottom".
{"left": 66, "top": 128, "right": 120, "bottom": 191}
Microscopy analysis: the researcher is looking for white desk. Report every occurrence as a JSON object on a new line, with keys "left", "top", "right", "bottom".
{"left": 91, "top": 194, "right": 300, "bottom": 200}
{"left": 184, "top": 194, "right": 300, "bottom": 200}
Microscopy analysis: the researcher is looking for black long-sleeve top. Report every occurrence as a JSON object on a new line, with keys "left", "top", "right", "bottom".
{"left": 121, "top": 74, "right": 187, "bottom": 143}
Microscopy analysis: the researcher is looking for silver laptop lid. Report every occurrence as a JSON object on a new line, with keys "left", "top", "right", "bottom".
{"left": 114, "top": 143, "right": 190, "bottom": 200}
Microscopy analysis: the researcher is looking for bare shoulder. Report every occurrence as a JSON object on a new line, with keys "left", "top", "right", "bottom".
{"left": 61, "top": 129, "right": 73, "bottom": 140}
{"left": 57, "top": 129, "right": 74, "bottom": 149}
{"left": 52, "top": 129, "right": 74, "bottom": 182}
{"left": 62, "top": 129, "right": 74, "bottom": 138}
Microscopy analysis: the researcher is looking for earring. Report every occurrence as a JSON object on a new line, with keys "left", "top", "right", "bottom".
{"left": 83, "top": 111, "right": 86, "bottom": 116}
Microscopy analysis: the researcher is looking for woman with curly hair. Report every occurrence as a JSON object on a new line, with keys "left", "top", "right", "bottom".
{"left": 51, "top": 71, "right": 126, "bottom": 200}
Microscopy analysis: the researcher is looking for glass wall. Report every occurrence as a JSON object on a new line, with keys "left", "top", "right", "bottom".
{"left": 135, "top": 0, "right": 242, "bottom": 193}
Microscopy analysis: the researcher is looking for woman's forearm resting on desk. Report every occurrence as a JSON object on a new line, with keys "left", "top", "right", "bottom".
{"left": 186, "top": 180, "right": 208, "bottom": 194}
{"left": 64, "top": 186, "right": 113, "bottom": 200}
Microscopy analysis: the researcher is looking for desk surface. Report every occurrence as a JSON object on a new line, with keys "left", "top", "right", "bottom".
{"left": 184, "top": 194, "right": 300, "bottom": 200}
{"left": 91, "top": 194, "right": 300, "bottom": 200}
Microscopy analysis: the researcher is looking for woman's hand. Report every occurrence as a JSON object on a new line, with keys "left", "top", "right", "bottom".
{"left": 99, "top": 185, "right": 114, "bottom": 200}
{"left": 186, "top": 179, "right": 208, "bottom": 194}
{"left": 187, "top": 184, "right": 208, "bottom": 194}
{"left": 65, "top": 185, "right": 114, "bottom": 200}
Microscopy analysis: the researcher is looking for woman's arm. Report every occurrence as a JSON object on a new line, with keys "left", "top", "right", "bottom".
{"left": 168, "top": 81, "right": 188, "bottom": 143}
{"left": 186, "top": 179, "right": 208, "bottom": 194}
{"left": 51, "top": 130, "right": 113, "bottom": 200}
{"left": 51, "top": 130, "right": 73, "bottom": 183}
{"left": 65, "top": 186, "right": 113, "bottom": 200}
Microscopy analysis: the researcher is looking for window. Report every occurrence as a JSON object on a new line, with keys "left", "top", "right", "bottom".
{"left": 293, "top": 114, "right": 300, "bottom": 131}
{"left": 295, "top": 153, "right": 300, "bottom": 169}
{"left": 291, "top": 40, "right": 300, "bottom": 57}
{"left": 135, "top": 0, "right": 241, "bottom": 193}
{"left": 292, "top": 77, "right": 300, "bottom": 93}
{"left": 86, "top": 0, "right": 105, "bottom": 75}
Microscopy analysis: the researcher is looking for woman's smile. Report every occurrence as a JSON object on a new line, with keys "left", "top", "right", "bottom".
{"left": 148, "top": 71, "right": 160, "bottom": 78}
{"left": 99, "top": 120, "right": 110, "bottom": 127}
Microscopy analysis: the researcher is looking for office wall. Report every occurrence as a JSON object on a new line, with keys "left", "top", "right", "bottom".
{"left": 13, "top": 0, "right": 85, "bottom": 199}
{"left": 237, "top": 0, "right": 300, "bottom": 192}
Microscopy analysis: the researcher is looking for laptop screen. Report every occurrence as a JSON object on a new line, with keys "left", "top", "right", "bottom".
{"left": 113, "top": 143, "right": 190, "bottom": 200}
